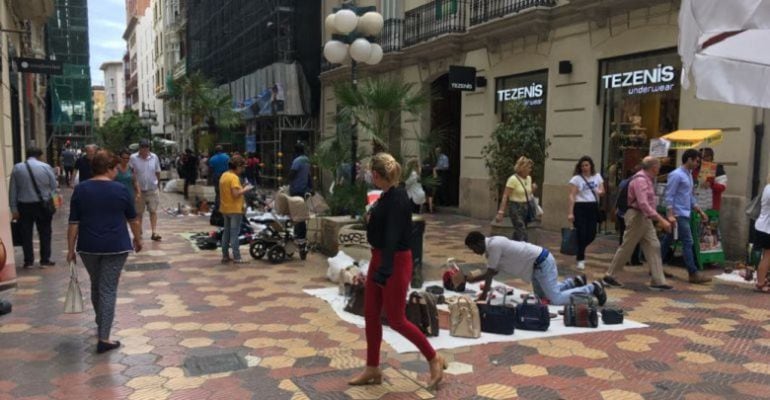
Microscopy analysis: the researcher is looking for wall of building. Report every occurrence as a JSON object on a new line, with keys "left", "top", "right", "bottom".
{"left": 137, "top": 6, "right": 164, "bottom": 135}
{"left": 102, "top": 63, "right": 126, "bottom": 120}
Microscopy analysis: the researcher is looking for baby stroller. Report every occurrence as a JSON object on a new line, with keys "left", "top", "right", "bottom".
{"left": 248, "top": 191, "right": 309, "bottom": 263}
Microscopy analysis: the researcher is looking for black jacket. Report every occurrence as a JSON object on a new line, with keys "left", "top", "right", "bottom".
{"left": 367, "top": 186, "right": 413, "bottom": 285}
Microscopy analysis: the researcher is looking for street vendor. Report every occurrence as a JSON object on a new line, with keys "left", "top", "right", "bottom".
{"left": 463, "top": 231, "right": 607, "bottom": 306}
{"left": 692, "top": 147, "right": 727, "bottom": 210}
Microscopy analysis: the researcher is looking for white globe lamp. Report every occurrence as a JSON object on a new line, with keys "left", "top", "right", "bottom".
{"left": 359, "top": 12, "right": 384, "bottom": 36}
{"left": 365, "top": 43, "right": 383, "bottom": 65}
{"left": 323, "top": 40, "right": 348, "bottom": 64}
{"left": 350, "top": 38, "right": 373, "bottom": 63}
{"left": 333, "top": 9, "right": 358, "bottom": 34}
{"left": 325, "top": 14, "right": 337, "bottom": 34}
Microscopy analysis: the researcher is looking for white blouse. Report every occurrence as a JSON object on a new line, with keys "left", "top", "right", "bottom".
{"left": 755, "top": 184, "right": 770, "bottom": 234}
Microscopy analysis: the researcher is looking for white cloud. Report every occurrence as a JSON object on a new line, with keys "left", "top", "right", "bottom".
{"left": 93, "top": 18, "right": 125, "bottom": 31}
{"left": 93, "top": 39, "right": 126, "bottom": 50}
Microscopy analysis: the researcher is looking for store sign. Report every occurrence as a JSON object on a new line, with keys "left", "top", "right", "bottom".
{"left": 448, "top": 66, "right": 476, "bottom": 91}
{"left": 14, "top": 58, "right": 63, "bottom": 75}
{"left": 602, "top": 64, "right": 676, "bottom": 95}
{"left": 497, "top": 83, "right": 545, "bottom": 106}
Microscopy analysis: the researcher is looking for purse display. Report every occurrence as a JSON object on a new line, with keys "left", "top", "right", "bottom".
{"left": 405, "top": 291, "right": 439, "bottom": 337}
{"left": 447, "top": 296, "right": 481, "bottom": 338}
{"left": 343, "top": 282, "right": 366, "bottom": 317}
{"left": 562, "top": 293, "right": 598, "bottom": 328}
{"left": 601, "top": 307, "right": 624, "bottom": 325}
{"left": 477, "top": 302, "right": 515, "bottom": 335}
{"left": 514, "top": 295, "right": 550, "bottom": 331}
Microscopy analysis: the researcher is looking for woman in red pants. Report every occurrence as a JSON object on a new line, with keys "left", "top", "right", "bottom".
{"left": 349, "top": 153, "right": 446, "bottom": 390}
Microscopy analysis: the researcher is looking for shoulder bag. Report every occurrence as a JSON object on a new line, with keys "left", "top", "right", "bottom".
{"left": 580, "top": 175, "right": 605, "bottom": 223}
{"left": 514, "top": 295, "right": 550, "bottom": 331}
{"left": 746, "top": 193, "right": 762, "bottom": 220}
{"left": 25, "top": 162, "right": 56, "bottom": 217}
{"left": 514, "top": 175, "right": 536, "bottom": 223}
{"left": 477, "top": 301, "right": 516, "bottom": 335}
{"left": 64, "top": 262, "right": 84, "bottom": 314}
{"left": 405, "top": 291, "right": 440, "bottom": 337}
{"left": 447, "top": 296, "right": 481, "bottom": 338}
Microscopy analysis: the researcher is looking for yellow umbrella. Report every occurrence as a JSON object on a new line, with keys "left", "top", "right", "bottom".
{"left": 660, "top": 129, "right": 723, "bottom": 150}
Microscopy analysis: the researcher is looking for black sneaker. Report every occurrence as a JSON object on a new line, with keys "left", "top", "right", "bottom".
{"left": 40, "top": 261, "right": 56, "bottom": 267}
{"left": 592, "top": 281, "right": 607, "bottom": 306}
{"left": 96, "top": 340, "right": 121, "bottom": 354}
{"left": 649, "top": 284, "right": 674, "bottom": 291}
{"left": 573, "top": 274, "right": 588, "bottom": 287}
{"left": 602, "top": 275, "right": 624, "bottom": 288}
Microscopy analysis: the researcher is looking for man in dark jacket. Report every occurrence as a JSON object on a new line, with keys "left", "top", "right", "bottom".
{"left": 182, "top": 149, "right": 199, "bottom": 200}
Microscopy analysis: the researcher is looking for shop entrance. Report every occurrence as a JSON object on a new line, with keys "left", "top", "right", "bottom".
{"left": 430, "top": 74, "right": 461, "bottom": 207}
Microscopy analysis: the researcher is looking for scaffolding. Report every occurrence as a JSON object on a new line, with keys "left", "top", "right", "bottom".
{"left": 46, "top": 0, "right": 93, "bottom": 146}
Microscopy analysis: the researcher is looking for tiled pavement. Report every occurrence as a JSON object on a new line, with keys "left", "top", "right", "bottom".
{"left": 1, "top": 189, "right": 770, "bottom": 400}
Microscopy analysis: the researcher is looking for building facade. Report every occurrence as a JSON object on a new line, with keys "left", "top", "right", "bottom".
{"left": 101, "top": 61, "right": 126, "bottom": 121}
{"left": 319, "top": 0, "right": 770, "bottom": 259}
{"left": 137, "top": 2, "right": 164, "bottom": 135}
{"left": 92, "top": 85, "right": 105, "bottom": 127}
{"left": 0, "top": 0, "right": 55, "bottom": 288}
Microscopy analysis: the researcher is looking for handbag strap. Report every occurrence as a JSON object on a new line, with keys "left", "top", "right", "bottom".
{"left": 69, "top": 261, "right": 79, "bottom": 281}
{"left": 25, "top": 161, "right": 46, "bottom": 203}
{"left": 514, "top": 175, "right": 531, "bottom": 201}
{"left": 579, "top": 174, "right": 600, "bottom": 205}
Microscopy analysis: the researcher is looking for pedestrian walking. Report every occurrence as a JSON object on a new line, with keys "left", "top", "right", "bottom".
{"left": 74, "top": 144, "right": 98, "bottom": 184}
{"left": 9, "top": 147, "right": 58, "bottom": 268}
{"left": 603, "top": 157, "right": 674, "bottom": 290}
{"left": 218, "top": 155, "right": 252, "bottom": 264}
{"left": 115, "top": 149, "right": 140, "bottom": 205}
{"left": 61, "top": 146, "right": 77, "bottom": 186}
{"left": 421, "top": 158, "right": 436, "bottom": 213}
{"left": 495, "top": 156, "right": 536, "bottom": 242}
{"left": 208, "top": 146, "right": 230, "bottom": 211}
{"left": 752, "top": 173, "right": 770, "bottom": 293}
{"left": 404, "top": 159, "right": 425, "bottom": 214}
{"left": 660, "top": 149, "right": 711, "bottom": 284}
{"left": 349, "top": 153, "right": 446, "bottom": 391}
{"left": 567, "top": 156, "right": 604, "bottom": 270}
{"left": 67, "top": 150, "right": 142, "bottom": 354}
{"left": 433, "top": 147, "right": 450, "bottom": 207}
{"left": 246, "top": 152, "right": 261, "bottom": 186}
{"left": 288, "top": 142, "right": 311, "bottom": 243}
{"left": 182, "top": 149, "right": 199, "bottom": 200}
{"left": 130, "top": 139, "right": 163, "bottom": 241}
{"left": 464, "top": 231, "right": 607, "bottom": 306}
{"left": 615, "top": 165, "right": 644, "bottom": 266}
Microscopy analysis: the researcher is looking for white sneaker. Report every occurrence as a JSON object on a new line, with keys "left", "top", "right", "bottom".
{"left": 576, "top": 261, "right": 586, "bottom": 270}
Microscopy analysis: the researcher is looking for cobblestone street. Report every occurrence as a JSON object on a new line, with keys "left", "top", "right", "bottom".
{"left": 1, "top": 189, "right": 770, "bottom": 400}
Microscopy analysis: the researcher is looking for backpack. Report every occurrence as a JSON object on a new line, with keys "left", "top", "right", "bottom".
{"left": 405, "top": 291, "right": 440, "bottom": 337}
{"left": 615, "top": 174, "right": 645, "bottom": 215}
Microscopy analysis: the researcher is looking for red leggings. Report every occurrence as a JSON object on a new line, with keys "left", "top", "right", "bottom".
{"left": 365, "top": 248, "right": 436, "bottom": 366}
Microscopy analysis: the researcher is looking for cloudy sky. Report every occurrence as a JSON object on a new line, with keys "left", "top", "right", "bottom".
{"left": 88, "top": 0, "right": 127, "bottom": 86}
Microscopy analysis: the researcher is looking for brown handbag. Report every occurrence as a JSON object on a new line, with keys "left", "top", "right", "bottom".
{"left": 447, "top": 295, "right": 481, "bottom": 338}
{"left": 343, "top": 282, "right": 366, "bottom": 317}
{"left": 405, "top": 291, "right": 440, "bottom": 337}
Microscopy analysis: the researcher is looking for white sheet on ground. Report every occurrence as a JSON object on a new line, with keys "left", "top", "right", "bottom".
{"left": 304, "top": 280, "right": 647, "bottom": 353}
{"left": 714, "top": 271, "right": 757, "bottom": 285}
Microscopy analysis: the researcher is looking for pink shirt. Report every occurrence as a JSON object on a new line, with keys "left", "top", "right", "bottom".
{"left": 628, "top": 170, "right": 659, "bottom": 218}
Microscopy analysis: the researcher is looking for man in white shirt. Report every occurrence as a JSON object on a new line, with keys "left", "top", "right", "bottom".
{"left": 464, "top": 231, "right": 606, "bottom": 306}
{"left": 130, "top": 139, "right": 162, "bottom": 241}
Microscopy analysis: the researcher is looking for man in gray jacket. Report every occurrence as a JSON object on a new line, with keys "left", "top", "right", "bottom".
{"left": 10, "top": 147, "right": 58, "bottom": 268}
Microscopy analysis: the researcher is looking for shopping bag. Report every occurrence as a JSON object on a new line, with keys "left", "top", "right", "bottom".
{"left": 560, "top": 228, "right": 578, "bottom": 256}
{"left": 64, "top": 262, "right": 84, "bottom": 314}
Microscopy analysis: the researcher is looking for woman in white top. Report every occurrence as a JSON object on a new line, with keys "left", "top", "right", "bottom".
{"left": 568, "top": 156, "right": 604, "bottom": 270}
{"left": 404, "top": 159, "right": 426, "bottom": 214}
{"left": 495, "top": 156, "right": 536, "bottom": 242}
{"left": 753, "top": 173, "right": 770, "bottom": 293}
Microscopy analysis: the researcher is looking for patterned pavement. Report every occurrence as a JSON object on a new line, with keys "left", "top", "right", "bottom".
{"left": 1, "top": 189, "right": 770, "bottom": 400}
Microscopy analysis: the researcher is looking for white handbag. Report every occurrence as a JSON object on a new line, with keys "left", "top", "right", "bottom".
{"left": 64, "top": 262, "right": 84, "bottom": 314}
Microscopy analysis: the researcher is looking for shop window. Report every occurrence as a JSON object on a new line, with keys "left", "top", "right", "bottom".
{"left": 599, "top": 49, "right": 681, "bottom": 228}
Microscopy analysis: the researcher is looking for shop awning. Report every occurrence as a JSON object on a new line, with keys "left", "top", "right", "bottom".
{"left": 679, "top": 0, "right": 770, "bottom": 108}
{"left": 660, "top": 129, "right": 723, "bottom": 149}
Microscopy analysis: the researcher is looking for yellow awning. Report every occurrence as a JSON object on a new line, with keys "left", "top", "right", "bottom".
{"left": 660, "top": 129, "right": 723, "bottom": 149}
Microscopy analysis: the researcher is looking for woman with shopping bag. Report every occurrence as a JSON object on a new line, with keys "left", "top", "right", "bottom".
{"left": 67, "top": 150, "right": 143, "bottom": 354}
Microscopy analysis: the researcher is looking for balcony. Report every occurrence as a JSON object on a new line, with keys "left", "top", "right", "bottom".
{"left": 470, "top": 0, "right": 557, "bottom": 26}
{"left": 172, "top": 59, "right": 186, "bottom": 80}
{"left": 403, "top": 0, "right": 469, "bottom": 48}
{"left": 380, "top": 18, "right": 403, "bottom": 53}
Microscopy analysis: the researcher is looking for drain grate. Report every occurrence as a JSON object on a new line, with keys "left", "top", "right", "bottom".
{"left": 183, "top": 352, "right": 248, "bottom": 376}
{"left": 124, "top": 262, "right": 171, "bottom": 272}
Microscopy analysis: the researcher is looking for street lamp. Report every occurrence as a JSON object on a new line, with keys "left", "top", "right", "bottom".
{"left": 323, "top": 5, "right": 384, "bottom": 182}
{"left": 139, "top": 102, "right": 158, "bottom": 137}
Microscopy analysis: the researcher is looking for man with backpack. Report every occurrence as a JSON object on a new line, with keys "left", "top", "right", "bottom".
{"left": 603, "top": 157, "right": 673, "bottom": 290}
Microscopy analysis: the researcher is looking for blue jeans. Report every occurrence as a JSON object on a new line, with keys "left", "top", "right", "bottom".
{"left": 660, "top": 216, "right": 698, "bottom": 274}
{"left": 532, "top": 255, "right": 595, "bottom": 305}
{"left": 222, "top": 214, "right": 243, "bottom": 260}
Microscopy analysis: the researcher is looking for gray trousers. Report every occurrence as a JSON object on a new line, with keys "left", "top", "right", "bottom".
{"left": 80, "top": 253, "right": 128, "bottom": 340}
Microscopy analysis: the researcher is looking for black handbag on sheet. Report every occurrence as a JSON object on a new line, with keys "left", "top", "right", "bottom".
{"left": 477, "top": 303, "right": 515, "bottom": 335}
{"left": 514, "top": 295, "right": 550, "bottom": 331}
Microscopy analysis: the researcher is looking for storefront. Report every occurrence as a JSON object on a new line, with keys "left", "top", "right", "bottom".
{"left": 599, "top": 49, "right": 682, "bottom": 227}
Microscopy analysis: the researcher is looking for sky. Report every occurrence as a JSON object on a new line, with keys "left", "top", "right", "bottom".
{"left": 88, "top": 0, "right": 127, "bottom": 86}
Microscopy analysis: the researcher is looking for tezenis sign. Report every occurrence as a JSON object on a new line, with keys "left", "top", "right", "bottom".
{"left": 448, "top": 66, "right": 476, "bottom": 91}
{"left": 602, "top": 64, "right": 676, "bottom": 95}
{"left": 497, "top": 83, "right": 544, "bottom": 106}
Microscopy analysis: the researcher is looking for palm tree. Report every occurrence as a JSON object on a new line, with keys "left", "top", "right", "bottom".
{"left": 168, "top": 71, "right": 242, "bottom": 152}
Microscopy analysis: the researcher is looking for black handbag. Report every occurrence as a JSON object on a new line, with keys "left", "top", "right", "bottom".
{"left": 560, "top": 228, "right": 578, "bottom": 256}
{"left": 477, "top": 303, "right": 515, "bottom": 335}
{"left": 11, "top": 220, "right": 22, "bottom": 247}
{"left": 0, "top": 299, "right": 11, "bottom": 315}
{"left": 601, "top": 307, "right": 624, "bottom": 325}
{"left": 563, "top": 293, "right": 598, "bottom": 328}
{"left": 514, "top": 295, "right": 550, "bottom": 331}
{"left": 209, "top": 210, "right": 224, "bottom": 227}
{"left": 25, "top": 161, "right": 56, "bottom": 217}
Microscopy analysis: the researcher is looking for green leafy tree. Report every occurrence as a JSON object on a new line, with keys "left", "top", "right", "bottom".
{"left": 482, "top": 101, "right": 550, "bottom": 201}
{"left": 97, "top": 110, "right": 149, "bottom": 151}
{"left": 167, "top": 71, "right": 242, "bottom": 152}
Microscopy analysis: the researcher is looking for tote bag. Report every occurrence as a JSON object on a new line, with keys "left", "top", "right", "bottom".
{"left": 64, "top": 262, "right": 84, "bottom": 314}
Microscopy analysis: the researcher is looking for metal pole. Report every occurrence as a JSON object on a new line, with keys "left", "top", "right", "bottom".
{"left": 350, "top": 59, "right": 358, "bottom": 183}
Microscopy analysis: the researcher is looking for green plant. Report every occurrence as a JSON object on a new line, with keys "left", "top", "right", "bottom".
{"left": 97, "top": 110, "right": 149, "bottom": 151}
{"left": 482, "top": 101, "right": 550, "bottom": 201}
{"left": 326, "top": 182, "right": 368, "bottom": 217}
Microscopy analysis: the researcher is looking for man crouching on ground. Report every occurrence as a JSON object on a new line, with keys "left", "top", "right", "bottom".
{"left": 464, "top": 231, "right": 607, "bottom": 306}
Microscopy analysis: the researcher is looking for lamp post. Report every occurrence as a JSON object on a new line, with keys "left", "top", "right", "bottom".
{"left": 323, "top": 6, "right": 384, "bottom": 183}
{"left": 139, "top": 102, "right": 158, "bottom": 140}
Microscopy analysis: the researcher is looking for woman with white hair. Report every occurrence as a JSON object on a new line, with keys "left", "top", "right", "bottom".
{"left": 495, "top": 156, "right": 537, "bottom": 242}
